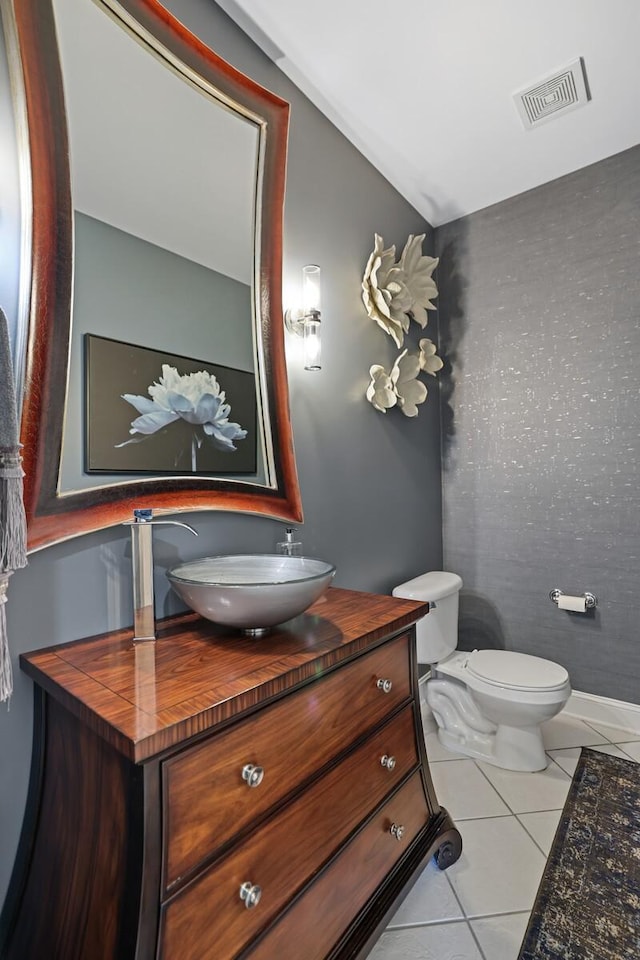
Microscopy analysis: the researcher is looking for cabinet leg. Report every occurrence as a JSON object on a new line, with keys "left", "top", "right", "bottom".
{"left": 434, "top": 835, "right": 462, "bottom": 871}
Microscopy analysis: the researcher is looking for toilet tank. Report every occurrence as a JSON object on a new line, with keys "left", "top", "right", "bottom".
{"left": 393, "top": 571, "right": 463, "bottom": 664}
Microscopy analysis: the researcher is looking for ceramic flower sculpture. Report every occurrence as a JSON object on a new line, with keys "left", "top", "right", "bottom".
{"left": 117, "top": 364, "right": 247, "bottom": 468}
{"left": 362, "top": 234, "right": 412, "bottom": 348}
{"left": 391, "top": 349, "right": 428, "bottom": 417}
{"left": 418, "top": 338, "right": 444, "bottom": 376}
{"left": 398, "top": 235, "right": 439, "bottom": 328}
{"left": 366, "top": 364, "right": 397, "bottom": 413}
{"left": 363, "top": 233, "right": 443, "bottom": 416}
{"left": 362, "top": 233, "right": 439, "bottom": 348}
{"left": 365, "top": 349, "right": 430, "bottom": 417}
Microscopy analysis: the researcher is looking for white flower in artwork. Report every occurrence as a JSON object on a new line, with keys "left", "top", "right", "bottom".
{"left": 361, "top": 234, "right": 413, "bottom": 348}
{"left": 366, "top": 364, "right": 398, "bottom": 413}
{"left": 398, "top": 234, "right": 439, "bottom": 328}
{"left": 417, "top": 338, "right": 444, "bottom": 376}
{"left": 117, "top": 364, "right": 247, "bottom": 467}
{"left": 390, "top": 349, "right": 428, "bottom": 418}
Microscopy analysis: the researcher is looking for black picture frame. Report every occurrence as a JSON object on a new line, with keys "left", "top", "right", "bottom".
{"left": 84, "top": 334, "right": 257, "bottom": 475}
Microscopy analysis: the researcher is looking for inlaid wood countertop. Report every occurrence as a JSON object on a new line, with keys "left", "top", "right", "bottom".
{"left": 20, "top": 587, "right": 428, "bottom": 762}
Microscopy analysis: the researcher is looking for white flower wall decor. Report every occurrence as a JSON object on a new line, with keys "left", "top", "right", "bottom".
{"left": 362, "top": 233, "right": 443, "bottom": 417}
{"left": 365, "top": 364, "right": 396, "bottom": 413}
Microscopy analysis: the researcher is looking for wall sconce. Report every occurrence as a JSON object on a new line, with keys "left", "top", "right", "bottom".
{"left": 285, "top": 264, "right": 322, "bottom": 371}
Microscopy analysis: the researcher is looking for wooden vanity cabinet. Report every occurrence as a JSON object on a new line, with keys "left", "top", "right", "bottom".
{"left": 0, "top": 587, "right": 461, "bottom": 960}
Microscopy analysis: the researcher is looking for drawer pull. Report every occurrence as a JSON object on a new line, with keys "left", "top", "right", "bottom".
{"left": 239, "top": 881, "right": 262, "bottom": 909}
{"left": 377, "top": 678, "right": 393, "bottom": 694}
{"left": 241, "top": 763, "right": 265, "bottom": 788}
{"left": 380, "top": 754, "right": 396, "bottom": 771}
{"left": 389, "top": 823, "right": 405, "bottom": 841}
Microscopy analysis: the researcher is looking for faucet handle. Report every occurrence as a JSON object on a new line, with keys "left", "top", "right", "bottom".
{"left": 125, "top": 509, "right": 198, "bottom": 537}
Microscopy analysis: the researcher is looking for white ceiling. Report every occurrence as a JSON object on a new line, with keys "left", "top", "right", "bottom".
{"left": 53, "top": 0, "right": 258, "bottom": 283}
{"left": 219, "top": 0, "right": 640, "bottom": 226}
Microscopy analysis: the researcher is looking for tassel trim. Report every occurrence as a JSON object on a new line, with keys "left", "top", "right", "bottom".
{"left": 0, "top": 449, "right": 27, "bottom": 573}
{"left": 0, "top": 575, "right": 12, "bottom": 704}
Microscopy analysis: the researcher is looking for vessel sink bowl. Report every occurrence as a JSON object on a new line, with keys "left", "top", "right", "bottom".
{"left": 167, "top": 554, "right": 336, "bottom": 633}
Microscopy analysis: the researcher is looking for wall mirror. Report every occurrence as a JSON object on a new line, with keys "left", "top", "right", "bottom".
{"left": 5, "top": 0, "right": 302, "bottom": 552}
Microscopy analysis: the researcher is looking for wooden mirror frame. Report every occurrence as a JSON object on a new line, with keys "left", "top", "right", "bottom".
{"left": 5, "top": 0, "right": 302, "bottom": 552}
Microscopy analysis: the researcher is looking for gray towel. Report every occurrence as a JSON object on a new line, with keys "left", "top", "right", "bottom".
{"left": 0, "top": 307, "right": 27, "bottom": 703}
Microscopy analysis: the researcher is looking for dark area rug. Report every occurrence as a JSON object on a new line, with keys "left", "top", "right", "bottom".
{"left": 518, "top": 747, "right": 640, "bottom": 959}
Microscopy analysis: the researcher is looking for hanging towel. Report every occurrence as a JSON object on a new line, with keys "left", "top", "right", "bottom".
{"left": 0, "top": 307, "right": 27, "bottom": 704}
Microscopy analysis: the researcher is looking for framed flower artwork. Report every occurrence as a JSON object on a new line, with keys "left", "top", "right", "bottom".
{"left": 84, "top": 334, "right": 257, "bottom": 475}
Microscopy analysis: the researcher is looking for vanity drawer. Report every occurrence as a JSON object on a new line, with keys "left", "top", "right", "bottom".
{"left": 243, "top": 771, "right": 431, "bottom": 960}
{"left": 158, "top": 703, "right": 420, "bottom": 960}
{"left": 163, "top": 632, "right": 412, "bottom": 890}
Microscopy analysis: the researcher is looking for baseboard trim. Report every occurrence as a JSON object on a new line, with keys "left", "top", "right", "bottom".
{"left": 564, "top": 689, "right": 640, "bottom": 735}
{"left": 418, "top": 673, "right": 640, "bottom": 735}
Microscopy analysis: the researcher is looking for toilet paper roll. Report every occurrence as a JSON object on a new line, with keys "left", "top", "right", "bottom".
{"left": 557, "top": 594, "right": 586, "bottom": 613}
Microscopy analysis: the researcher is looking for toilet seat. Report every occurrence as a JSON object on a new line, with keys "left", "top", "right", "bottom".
{"left": 467, "top": 649, "right": 569, "bottom": 692}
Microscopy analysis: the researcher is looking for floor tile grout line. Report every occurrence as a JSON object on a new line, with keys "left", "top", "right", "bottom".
{"left": 443, "top": 861, "right": 472, "bottom": 922}
{"left": 475, "top": 747, "right": 571, "bottom": 802}
{"left": 470, "top": 757, "right": 518, "bottom": 814}
{"left": 466, "top": 917, "right": 489, "bottom": 960}
{"left": 442, "top": 811, "right": 542, "bottom": 930}
{"left": 470, "top": 908, "right": 532, "bottom": 921}
{"left": 454, "top": 804, "right": 566, "bottom": 823}
{"left": 453, "top": 812, "right": 517, "bottom": 822}
{"left": 443, "top": 856, "right": 520, "bottom": 953}
{"left": 388, "top": 916, "right": 473, "bottom": 931}
{"left": 547, "top": 741, "right": 640, "bottom": 772}
{"left": 547, "top": 752, "right": 574, "bottom": 776}
{"left": 463, "top": 908, "right": 535, "bottom": 923}
{"left": 473, "top": 755, "right": 562, "bottom": 819}
{"left": 581, "top": 716, "right": 618, "bottom": 741}
{"left": 434, "top": 750, "right": 572, "bottom": 819}
{"left": 514, "top": 812, "right": 554, "bottom": 859}
{"left": 389, "top": 907, "right": 533, "bottom": 931}
{"left": 574, "top": 716, "right": 640, "bottom": 744}
{"left": 386, "top": 918, "right": 467, "bottom": 931}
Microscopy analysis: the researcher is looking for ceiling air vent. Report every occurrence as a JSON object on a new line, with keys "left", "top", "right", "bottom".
{"left": 514, "top": 58, "right": 590, "bottom": 129}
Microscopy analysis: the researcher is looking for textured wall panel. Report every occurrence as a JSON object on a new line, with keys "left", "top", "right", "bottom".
{"left": 437, "top": 144, "right": 640, "bottom": 703}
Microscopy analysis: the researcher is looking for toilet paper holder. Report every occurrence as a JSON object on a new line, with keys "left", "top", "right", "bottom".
{"left": 549, "top": 588, "right": 598, "bottom": 610}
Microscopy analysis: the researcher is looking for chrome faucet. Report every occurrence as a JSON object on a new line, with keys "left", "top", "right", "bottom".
{"left": 124, "top": 508, "right": 198, "bottom": 642}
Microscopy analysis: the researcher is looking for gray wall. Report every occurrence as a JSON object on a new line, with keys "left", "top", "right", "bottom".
{"left": 437, "top": 144, "right": 640, "bottom": 704}
{"left": 0, "top": 0, "right": 441, "bottom": 906}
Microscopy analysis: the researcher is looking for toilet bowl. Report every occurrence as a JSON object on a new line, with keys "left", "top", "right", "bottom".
{"left": 393, "top": 572, "right": 571, "bottom": 772}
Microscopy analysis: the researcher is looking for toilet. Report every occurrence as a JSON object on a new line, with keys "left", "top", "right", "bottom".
{"left": 393, "top": 571, "right": 571, "bottom": 772}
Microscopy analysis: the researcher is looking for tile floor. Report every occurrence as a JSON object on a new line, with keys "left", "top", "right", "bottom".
{"left": 370, "top": 708, "right": 640, "bottom": 960}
